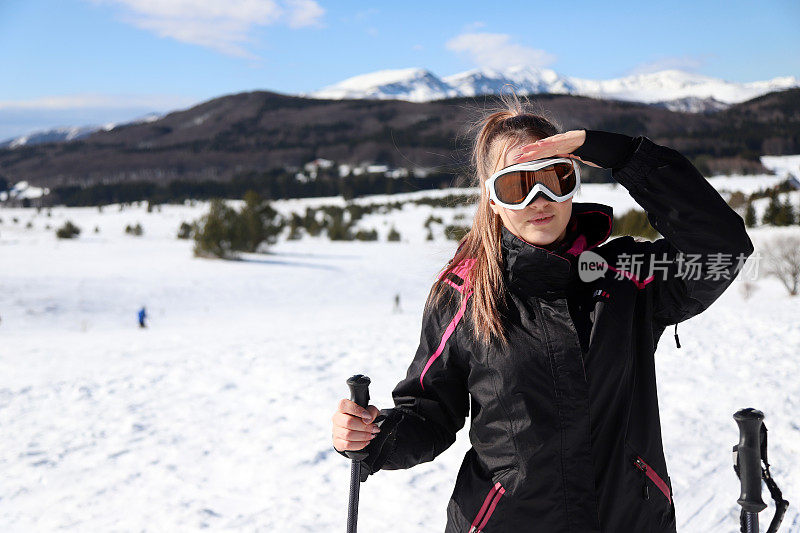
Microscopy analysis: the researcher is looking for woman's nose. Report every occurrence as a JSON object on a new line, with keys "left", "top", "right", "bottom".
{"left": 530, "top": 195, "right": 553, "bottom": 208}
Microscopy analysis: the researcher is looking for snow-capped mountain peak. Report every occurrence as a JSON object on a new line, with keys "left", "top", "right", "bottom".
{"left": 304, "top": 67, "right": 457, "bottom": 101}
{"left": 308, "top": 66, "right": 800, "bottom": 108}
{"left": 0, "top": 112, "right": 165, "bottom": 150}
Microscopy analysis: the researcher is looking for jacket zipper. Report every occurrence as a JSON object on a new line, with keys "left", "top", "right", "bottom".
{"left": 468, "top": 481, "right": 505, "bottom": 533}
{"left": 633, "top": 456, "right": 672, "bottom": 504}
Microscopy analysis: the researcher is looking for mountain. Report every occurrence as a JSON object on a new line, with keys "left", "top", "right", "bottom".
{"left": 0, "top": 126, "right": 100, "bottom": 149}
{"left": 307, "top": 67, "right": 800, "bottom": 112}
{"left": 441, "top": 66, "right": 578, "bottom": 97}
{"left": 302, "top": 68, "right": 458, "bottom": 102}
{"left": 0, "top": 113, "right": 163, "bottom": 149}
{"left": 1, "top": 88, "right": 798, "bottom": 193}
{"left": 5, "top": 69, "right": 794, "bottom": 152}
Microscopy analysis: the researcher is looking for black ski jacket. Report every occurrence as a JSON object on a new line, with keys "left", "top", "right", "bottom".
{"left": 337, "top": 131, "right": 754, "bottom": 532}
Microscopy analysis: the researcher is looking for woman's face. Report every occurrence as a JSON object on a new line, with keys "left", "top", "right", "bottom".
{"left": 488, "top": 142, "right": 573, "bottom": 247}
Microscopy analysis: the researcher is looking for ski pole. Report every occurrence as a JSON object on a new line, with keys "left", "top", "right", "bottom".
{"left": 734, "top": 408, "right": 767, "bottom": 533}
{"left": 345, "top": 374, "right": 371, "bottom": 533}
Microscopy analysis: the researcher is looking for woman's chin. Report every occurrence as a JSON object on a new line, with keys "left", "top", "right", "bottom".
{"left": 520, "top": 229, "right": 558, "bottom": 247}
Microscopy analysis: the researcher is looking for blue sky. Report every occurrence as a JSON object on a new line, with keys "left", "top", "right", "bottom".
{"left": 1, "top": 0, "right": 799, "bottom": 140}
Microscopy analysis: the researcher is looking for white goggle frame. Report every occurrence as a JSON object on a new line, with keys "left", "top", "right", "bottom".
{"left": 485, "top": 158, "right": 580, "bottom": 209}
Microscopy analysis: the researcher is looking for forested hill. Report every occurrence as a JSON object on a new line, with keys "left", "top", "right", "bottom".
{"left": 1, "top": 88, "right": 798, "bottom": 191}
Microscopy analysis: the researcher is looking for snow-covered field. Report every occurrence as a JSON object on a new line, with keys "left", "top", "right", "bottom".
{"left": 1, "top": 166, "right": 799, "bottom": 531}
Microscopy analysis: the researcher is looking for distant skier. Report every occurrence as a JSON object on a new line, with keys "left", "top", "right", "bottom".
{"left": 393, "top": 293, "right": 402, "bottom": 313}
{"left": 137, "top": 306, "right": 147, "bottom": 328}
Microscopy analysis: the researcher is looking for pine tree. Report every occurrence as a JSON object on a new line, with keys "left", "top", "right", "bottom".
{"left": 193, "top": 199, "right": 238, "bottom": 258}
{"left": 744, "top": 201, "right": 757, "bottom": 227}
{"left": 762, "top": 192, "right": 781, "bottom": 225}
{"left": 776, "top": 196, "right": 796, "bottom": 226}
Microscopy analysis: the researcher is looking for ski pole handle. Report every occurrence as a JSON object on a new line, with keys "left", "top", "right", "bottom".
{"left": 734, "top": 408, "right": 767, "bottom": 514}
{"left": 345, "top": 374, "right": 371, "bottom": 533}
{"left": 345, "top": 374, "right": 371, "bottom": 461}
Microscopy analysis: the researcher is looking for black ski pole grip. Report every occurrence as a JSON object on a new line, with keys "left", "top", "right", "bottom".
{"left": 345, "top": 374, "right": 371, "bottom": 461}
{"left": 734, "top": 408, "right": 767, "bottom": 513}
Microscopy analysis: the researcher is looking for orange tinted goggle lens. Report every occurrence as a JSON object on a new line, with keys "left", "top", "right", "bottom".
{"left": 494, "top": 162, "right": 576, "bottom": 204}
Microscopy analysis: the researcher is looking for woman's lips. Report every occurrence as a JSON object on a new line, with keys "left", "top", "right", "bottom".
{"left": 529, "top": 214, "right": 554, "bottom": 226}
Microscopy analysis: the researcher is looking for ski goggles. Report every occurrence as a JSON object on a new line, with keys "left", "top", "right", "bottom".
{"left": 485, "top": 158, "right": 580, "bottom": 209}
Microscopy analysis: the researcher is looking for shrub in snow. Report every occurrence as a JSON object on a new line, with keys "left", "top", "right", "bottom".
{"left": 739, "top": 280, "right": 759, "bottom": 300}
{"left": 762, "top": 233, "right": 800, "bottom": 296}
{"left": 286, "top": 213, "right": 303, "bottom": 240}
{"left": 327, "top": 212, "right": 353, "bottom": 241}
{"left": 354, "top": 229, "right": 378, "bottom": 241}
{"left": 387, "top": 226, "right": 401, "bottom": 242}
{"left": 125, "top": 223, "right": 144, "bottom": 236}
{"left": 444, "top": 224, "right": 470, "bottom": 241}
{"left": 727, "top": 191, "right": 746, "bottom": 210}
{"left": 762, "top": 191, "right": 796, "bottom": 226}
{"left": 302, "top": 208, "right": 323, "bottom": 237}
{"left": 744, "top": 202, "right": 757, "bottom": 227}
{"left": 193, "top": 200, "right": 237, "bottom": 259}
{"left": 424, "top": 214, "right": 443, "bottom": 228}
{"left": 611, "top": 209, "right": 660, "bottom": 240}
{"left": 56, "top": 221, "right": 81, "bottom": 239}
{"left": 238, "top": 190, "right": 283, "bottom": 251}
{"left": 177, "top": 222, "right": 195, "bottom": 240}
{"left": 192, "top": 191, "right": 284, "bottom": 259}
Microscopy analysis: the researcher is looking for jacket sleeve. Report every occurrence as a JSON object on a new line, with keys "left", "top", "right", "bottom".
{"left": 575, "top": 130, "right": 755, "bottom": 327}
{"left": 334, "top": 289, "right": 471, "bottom": 479}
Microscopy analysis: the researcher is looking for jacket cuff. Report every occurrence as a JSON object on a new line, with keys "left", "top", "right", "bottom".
{"left": 573, "top": 129, "right": 638, "bottom": 170}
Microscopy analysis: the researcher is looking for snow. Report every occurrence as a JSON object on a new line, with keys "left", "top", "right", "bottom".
{"left": 306, "top": 67, "right": 457, "bottom": 102}
{"left": 1, "top": 167, "right": 799, "bottom": 531}
{"left": 762, "top": 154, "right": 800, "bottom": 179}
{"left": 1, "top": 181, "right": 51, "bottom": 201}
{"left": 308, "top": 65, "right": 800, "bottom": 105}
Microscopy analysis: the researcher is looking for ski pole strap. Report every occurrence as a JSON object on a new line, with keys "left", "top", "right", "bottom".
{"left": 733, "top": 421, "right": 790, "bottom": 533}
{"left": 760, "top": 424, "right": 789, "bottom": 533}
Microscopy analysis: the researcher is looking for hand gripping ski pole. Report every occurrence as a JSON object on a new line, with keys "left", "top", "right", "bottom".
{"left": 344, "top": 374, "right": 371, "bottom": 533}
{"left": 733, "top": 408, "right": 789, "bottom": 533}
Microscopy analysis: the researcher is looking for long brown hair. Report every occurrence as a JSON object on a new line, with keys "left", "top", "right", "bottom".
{"left": 430, "top": 90, "right": 562, "bottom": 345}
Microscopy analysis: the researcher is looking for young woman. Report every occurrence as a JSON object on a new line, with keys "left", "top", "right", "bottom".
{"left": 331, "top": 96, "right": 754, "bottom": 532}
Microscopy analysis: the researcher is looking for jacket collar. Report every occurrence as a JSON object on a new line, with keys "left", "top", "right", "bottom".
{"left": 501, "top": 202, "right": 614, "bottom": 298}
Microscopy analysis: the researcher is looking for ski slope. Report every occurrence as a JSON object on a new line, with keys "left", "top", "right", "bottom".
{"left": 0, "top": 175, "right": 798, "bottom": 531}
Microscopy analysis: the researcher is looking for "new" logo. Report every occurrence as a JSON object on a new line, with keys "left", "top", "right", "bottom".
{"left": 577, "top": 250, "right": 607, "bottom": 282}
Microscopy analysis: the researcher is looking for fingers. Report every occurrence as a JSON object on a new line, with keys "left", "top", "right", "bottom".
{"left": 512, "top": 130, "right": 584, "bottom": 163}
{"left": 337, "top": 398, "right": 374, "bottom": 421}
{"left": 365, "top": 405, "right": 380, "bottom": 423}
{"left": 571, "top": 155, "right": 602, "bottom": 168}
{"left": 332, "top": 399, "right": 382, "bottom": 452}
{"left": 332, "top": 424, "right": 378, "bottom": 451}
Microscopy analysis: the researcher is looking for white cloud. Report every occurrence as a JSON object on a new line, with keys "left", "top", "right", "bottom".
{"left": 626, "top": 55, "right": 710, "bottom": 75}
{"left": 285, "top": 0, "right": 325, "bottom": 28}
{"left": 88, "top": 0, "right": 324, "bottom": 58}
{"left": 446, "top": 33, "right": 556, "bottom": 70}
{"left": 0, "top": 94, "right": 197, "bottom": 111}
